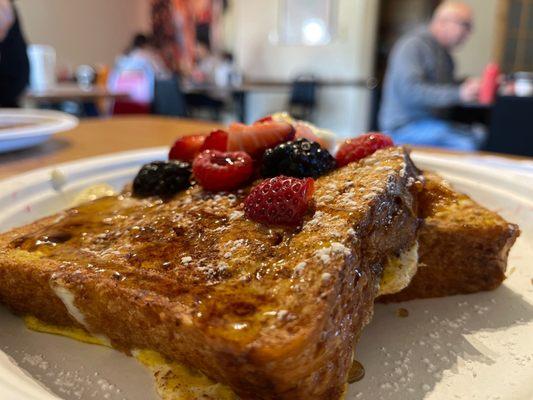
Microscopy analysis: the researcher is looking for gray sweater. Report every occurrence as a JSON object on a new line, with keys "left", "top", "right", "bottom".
{"left": 378, "top": 27, "right": 462, "bottom": 131}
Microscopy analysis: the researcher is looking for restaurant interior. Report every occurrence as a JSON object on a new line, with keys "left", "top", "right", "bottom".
{"left": 0, "top": 2, "right": 532, "bottom": 400}
{"left": 1, "top": 0, "right": 532, "bottom": 159}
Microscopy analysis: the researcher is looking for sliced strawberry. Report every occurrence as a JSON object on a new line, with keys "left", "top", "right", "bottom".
{"left": 201, "top": 129, "right": 228, "bottom": 152}
{"left": 228, "top": 122, "right": 247, "bottom": 132}
{"left": 227, "top": 121, "right": 295, "bottom": 157}
{"left": 254, "top": 115, "right": 273, "bottom": 124}
{"left": 169, "top": 134, "right": 206, "bottom": 162}
{"left": 294, "top": 123, "right": 328, "bottom": 149}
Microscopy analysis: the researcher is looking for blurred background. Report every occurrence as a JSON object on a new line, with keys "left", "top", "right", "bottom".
{"left": 2, "top": 0, "right": 533, "bottom": 155}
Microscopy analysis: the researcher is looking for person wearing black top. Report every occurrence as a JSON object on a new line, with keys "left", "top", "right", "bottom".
{"left": 0, "top": 0, "right": 29, "bottom": 107}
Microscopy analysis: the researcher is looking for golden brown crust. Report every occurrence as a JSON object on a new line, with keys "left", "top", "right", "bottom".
{"left": 0, "top": 147, "right": 420, "bottom": 399}
{"left": 379, "top": 172, "right": 520, "bottom": 303}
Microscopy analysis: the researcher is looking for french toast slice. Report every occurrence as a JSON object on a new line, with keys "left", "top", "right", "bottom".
{"left": 379, "top": 172, "right": 519, "bottom": 302}
{"left": 0, "top": 147, "right": 420, "bottom": 400}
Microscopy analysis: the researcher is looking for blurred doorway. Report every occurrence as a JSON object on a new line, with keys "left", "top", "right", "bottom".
{"left": 495, "top": 0, "right": 533, "bottom": 73}
{"left": 369, "top": 0, "right": 441, "bottom": 130}
{"left": 374, "top": 0, "right": 441, "bottom": 81}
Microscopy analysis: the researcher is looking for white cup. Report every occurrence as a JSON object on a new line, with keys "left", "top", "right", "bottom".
{"left": 514, "top": 72, "right": 533, "bottom": 97}
{"left": 27, "top": 45, "right": 57, "bottom": 92}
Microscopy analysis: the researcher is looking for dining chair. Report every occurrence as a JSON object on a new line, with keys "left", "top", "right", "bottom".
{"left": 153, "top": 75, "right": 188, "bottom": 117}
{"left": 288, "top": 76, "right": 317, "bottom": 122}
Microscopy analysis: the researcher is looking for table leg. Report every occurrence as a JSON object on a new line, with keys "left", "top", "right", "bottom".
{"left": 233, "top": 90, "right": 246, "bottom": 123}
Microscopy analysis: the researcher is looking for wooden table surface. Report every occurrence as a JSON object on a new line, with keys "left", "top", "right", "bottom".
{"left": 25, "top": 84, "right": 130, "bottom": 103}
{"left": 0, "top": 116, "right": 529, "bottom": 180}
{"left": 0, "top": 116, "right": 219, "bottom": 179}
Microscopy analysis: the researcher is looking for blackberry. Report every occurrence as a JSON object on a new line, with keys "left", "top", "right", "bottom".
{"left": 261, "top": 138, "right": 336, "bottom": 178}
{"left": 133, "top": 161, "right": 191, "bottom": 197}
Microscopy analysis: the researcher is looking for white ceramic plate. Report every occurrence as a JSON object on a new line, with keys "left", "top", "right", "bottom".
{"left": 0, "top": 149, "right": 531, "bottom": 400}
{"left": 0, "top": 109, "right": 78, "bottom": 154}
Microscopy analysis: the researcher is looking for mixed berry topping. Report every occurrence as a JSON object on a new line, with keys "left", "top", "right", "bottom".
{"left": 336, "top": 133, "right": 393, "bottom": 167}
{"left": 169, "top": 134, "right": 206, "bottom": 163}
{"left": 192, "top": 150, "right": 254, "bottom": 192}
{"left": 136, "top": 117, "right": 395, "bottom": 226}
{"left": 133, "top": 161, "right": 191, "bottom": 197}
{"left": 262, "top": 138, "right": 336, "bottom": 178}
{"left": 244, "top": 176, "right": 315, "bottom": 226}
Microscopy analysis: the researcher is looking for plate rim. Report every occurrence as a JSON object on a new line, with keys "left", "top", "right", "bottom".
{"left": 0, "top": 109, "right": 79, "bottom": 140}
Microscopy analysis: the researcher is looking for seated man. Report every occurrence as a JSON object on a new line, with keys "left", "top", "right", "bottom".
{"left": 379, "top": 1, "right": 482, "bottom": 151}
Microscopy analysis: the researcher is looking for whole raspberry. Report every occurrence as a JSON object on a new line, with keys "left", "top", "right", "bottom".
{"left": 244, "top": 176, "right": 315, "bottom": 226}
{"left": 336, "top": 133, "right": 393, "bottom": 167}
{"left": 193, "top": 150, "right": 253, "bottom": 192}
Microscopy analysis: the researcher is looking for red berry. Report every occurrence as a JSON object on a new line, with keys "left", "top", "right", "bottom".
{"left": 336, "top": 133, "right": 393, "bottom": 167}
{"left": 169, "top": 135, "right": 206, "bottom": 162}
{"left": 193, "top": 150, "right": 253, "bottom": 191}
{"left": 227, "top": 121, "right": 295, "bottom": 158}
{"left": 244, "top": 176, "right": 315, "bottom": 226}
{"left": 294, "top": 123, "right": 328, "bottom": 149}
{"left": 255, "top": 115, "right": 273, "bottom": 124}
{"left": 201, "top": 129, "right": 228, "bottom": 152}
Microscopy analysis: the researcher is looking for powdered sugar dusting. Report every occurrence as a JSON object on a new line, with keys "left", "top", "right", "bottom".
{"left": 315, "top": 194, "right": 335, "bottom": 205}
{"left": 315, "top": 242, "right": 350, "bottom": 264}
{"left": 13, "top": 350, "right": 124, "bottom": 399}
{"left": 294, "top": 262, "right": 307, "bottom": 274}
{"left": 304, "top": 211, "right": 347, "bottom": 238}
{"left": 229, "top": 210, "right": 244, "bottom": 221}
{"left": 220, "top": 239, "right": 247, "bottom": 259}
